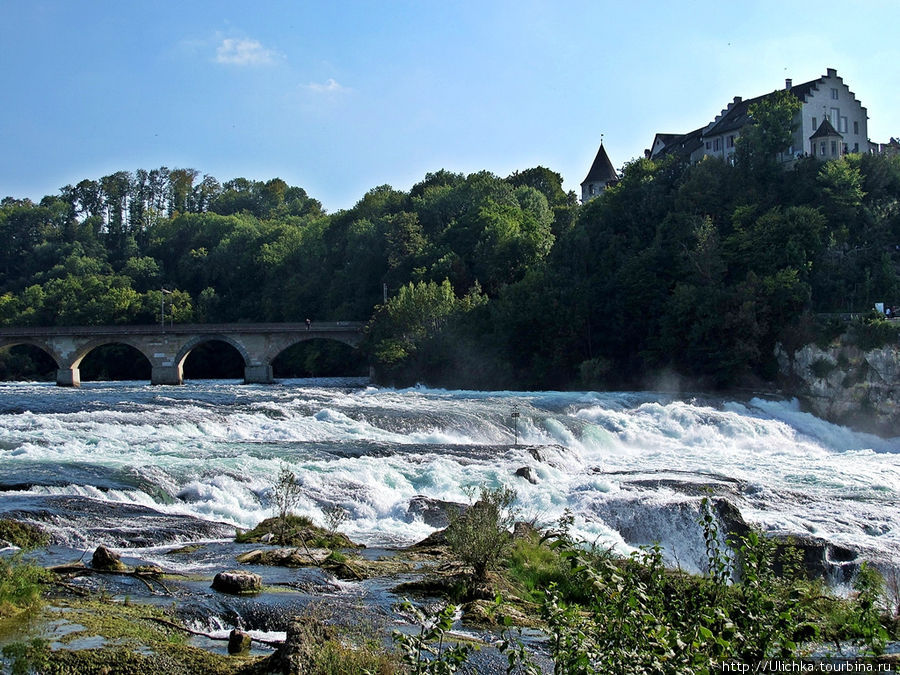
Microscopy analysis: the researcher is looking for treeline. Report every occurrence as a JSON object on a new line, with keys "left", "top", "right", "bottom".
{"left": 2, "top": 107, "right": 900, "bottom": 388}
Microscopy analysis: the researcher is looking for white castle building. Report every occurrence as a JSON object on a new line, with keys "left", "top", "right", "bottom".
{"left": 649, "top": 68, "right": 872, "bottom": 164}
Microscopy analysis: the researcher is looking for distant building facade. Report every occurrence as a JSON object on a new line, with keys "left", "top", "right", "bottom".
{"left": 649, "top": 68, "right": 875, "bottom": 164}
{"left": 581, "top": 143, "right": 618, "bottom": 203}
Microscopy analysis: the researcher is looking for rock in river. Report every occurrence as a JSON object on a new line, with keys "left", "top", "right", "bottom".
{"left": 212, "top": 570, "right": 262, "bottom": 595}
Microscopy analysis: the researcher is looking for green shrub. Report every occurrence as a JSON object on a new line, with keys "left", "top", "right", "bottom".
{"left": 0, "top": 554, "right": 50, "bottom": 620}
{"left": 851, "top": 314, "right": 900, "bottom": 350}
{"left": 810, "top": 357, "right": 836, "bottom": 379}
{"left": 446, "top": 486, "right": 517, "bottom": 581}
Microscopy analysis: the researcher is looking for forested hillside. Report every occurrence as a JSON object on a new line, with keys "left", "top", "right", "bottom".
{"left": 2, "top": 108, "right": 899, "bottom": 389}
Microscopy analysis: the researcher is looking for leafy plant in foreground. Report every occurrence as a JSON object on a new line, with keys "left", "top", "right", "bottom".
{"left": 393, "top": 600, "right": 474, "bottom": 674}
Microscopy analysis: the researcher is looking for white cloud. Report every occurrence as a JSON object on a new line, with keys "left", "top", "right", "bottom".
{"left": 215, "top": 38, "right": 279, "bottom": 66}
{"left": 304, "top": 78, "right": 349, "bottom": 93}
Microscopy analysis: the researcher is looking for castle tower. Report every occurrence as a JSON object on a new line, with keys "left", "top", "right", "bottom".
{"left": 581, "top": 142, "right": 618, "bottom": 203}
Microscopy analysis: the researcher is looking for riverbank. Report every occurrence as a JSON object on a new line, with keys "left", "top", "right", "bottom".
{"left": 3, "top": 506, "right": 899, "bottom": 674}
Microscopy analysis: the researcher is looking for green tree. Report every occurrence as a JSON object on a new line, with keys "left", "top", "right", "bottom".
{"left": 735, "top": 90, "right": 802, "bottom": 178}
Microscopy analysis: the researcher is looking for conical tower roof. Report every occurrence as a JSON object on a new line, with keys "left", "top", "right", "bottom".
{"left": 581, "top": 143, "right": 617, "bottom": 186}
{"left": 810, "top": 118, "right": 842, "bottom": 139}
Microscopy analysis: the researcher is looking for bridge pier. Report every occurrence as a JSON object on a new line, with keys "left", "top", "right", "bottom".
{"left": 151, "top": 365, "right": 183, "bottom": 386}
{"left": 56, "top": 368, "right": 81, "bottom": 387}
{"left": 244, "top": 364, "right": 273, "bottom": 384}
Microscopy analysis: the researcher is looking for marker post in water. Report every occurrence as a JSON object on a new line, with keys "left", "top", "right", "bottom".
{"left": 511, "top": 405, "right": 520, "bottom": 445}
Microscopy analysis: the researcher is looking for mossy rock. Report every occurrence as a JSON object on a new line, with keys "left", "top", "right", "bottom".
{"left": 0, "top": 519, "right": 50, "bottom": 550}
{"left": 91, "top": 545, "right": 128, "bottom": 572}
{"left": 235, "top": 515, "right": 361, "bottom": 550}
{"left": 236, "top": 547, "right": 332, "bottom": 567}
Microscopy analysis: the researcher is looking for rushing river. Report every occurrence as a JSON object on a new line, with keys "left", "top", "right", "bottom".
{"left": 1, "top": 378, "right": 899, "bottom": 578}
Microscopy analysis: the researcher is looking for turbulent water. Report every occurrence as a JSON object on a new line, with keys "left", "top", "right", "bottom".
{"left": 1, "top": 378, "right": 899, "bottom": 577}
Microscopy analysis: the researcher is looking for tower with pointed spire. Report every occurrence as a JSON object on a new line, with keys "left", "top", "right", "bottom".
{"left": 580, "top": 139, "right": 618, "bottom": 203}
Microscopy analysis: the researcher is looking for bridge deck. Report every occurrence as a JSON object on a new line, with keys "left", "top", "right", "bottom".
{"left": 0, "top": 322, "right": 365, "bottom": 337}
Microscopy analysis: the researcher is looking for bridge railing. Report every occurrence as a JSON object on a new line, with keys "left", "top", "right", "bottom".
{"left": 0, "top": 322, "right": 365, "bottom": 337}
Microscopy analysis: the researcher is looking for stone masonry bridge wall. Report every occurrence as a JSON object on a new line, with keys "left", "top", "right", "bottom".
{"left": 0, "top": 322, "right": 364, "bottom": 386}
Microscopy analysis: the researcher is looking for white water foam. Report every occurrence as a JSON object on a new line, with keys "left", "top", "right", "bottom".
{"left": 1, "top": 382, "right": 898, "bottom": 569}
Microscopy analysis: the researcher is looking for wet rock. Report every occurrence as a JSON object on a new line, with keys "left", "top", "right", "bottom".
{"left": 526, "top": 447, "right": 544, "bottom": 462}
{"left": 91, "top": 545, "right": 127, "bottom": 571}
{"left": 406, "top": 496, "right": 466, "bottom": 529}
{"left": 770, "top": 534, "right": 858, "bottom": 583}
{"left": 405, "top": 527, "right": 449, "bottom": 553}
{"left": 236, "top": 547, "right": 331, "bottom": 567}
{"left": 228, "top": 628, "right": 252, "bottom": 655}
{"left": 713, "top": 498, "right": 750, "bottom": 539}
{"left": 134, "top": 564, "right": 164, "bottom": 575}
{"left": 514, "top": 466, "right": 538, "bottom": 484}
{"left": 259, "top": 616, "right": 336, "bottom": 674}
{"left": 212, "top": 570, "right": 262, "bottom": 595}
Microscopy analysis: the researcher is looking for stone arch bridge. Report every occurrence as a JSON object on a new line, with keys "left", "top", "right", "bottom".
{"left": 0, "top": 322, "right": 365, "bottom": 386}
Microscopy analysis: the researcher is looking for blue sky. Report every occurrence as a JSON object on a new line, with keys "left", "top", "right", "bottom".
{"left": 2, "top": 1, "right": 898, "bottom": 211}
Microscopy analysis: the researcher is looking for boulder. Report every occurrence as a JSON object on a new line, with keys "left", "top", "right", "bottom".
{"left": 770, "top": 534, "right": 858, "bottom": 583}
{"left": 91, "top": 545, "right": 127, "bottom": 571}
{"left": 406, "top": 496, "right": 467, "bottom": 529}
{"left": 236, "top": 547, "right": 331, "bottom": 567}
{"left": 212, "top": 570, "right": 262, "bottom": 595}
{"left": 259, "top": 616, "right": 335, "bottom": 674}
{"left": 514, "top": 466, "right": 538, "bottom": 484}
{"left": 228, "top": 628, "right": 252, "bottom": 655}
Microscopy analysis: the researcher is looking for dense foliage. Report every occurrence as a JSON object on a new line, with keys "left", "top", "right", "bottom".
{"left": 2, "top": 127, "right": 899, "bottom": 386}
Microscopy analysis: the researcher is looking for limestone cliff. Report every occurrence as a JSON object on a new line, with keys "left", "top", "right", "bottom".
{"left": 775, "top": 337, "right": 899, "bottom": 435}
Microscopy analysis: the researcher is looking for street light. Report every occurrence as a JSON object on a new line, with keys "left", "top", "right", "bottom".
{"left": 511, "top": 405, "right": 521, "bottom": 445}
{"left": 160, "top": 288, "right": 171, "bottom": 330}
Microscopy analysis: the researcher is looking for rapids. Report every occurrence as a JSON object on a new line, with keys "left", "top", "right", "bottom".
{"left": 1, "top": 378, "right": 898, "bottom": 577}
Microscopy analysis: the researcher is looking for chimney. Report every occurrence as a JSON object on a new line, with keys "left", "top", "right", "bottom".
{"left": 785, "top": 78, "right": 792, "bottom": 89}
{"left": 734, "top": 96, "right": 742, "bottom": 103}
{"left": 826, "top": 68, "right": 837, "bottom": 77}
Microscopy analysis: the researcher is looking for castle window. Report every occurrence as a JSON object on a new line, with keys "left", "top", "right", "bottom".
{"left": 812, "top": 117, "right": 817, "bottom": 130}
{"left": 831, "top": 141, "right": 837, "bottom": 156}
{"left": 727, "top": 135, "right": 735, "bottom": 148}
{"left": 854, "top": 120, "right": 859, "bottom": 135}
{"left": 821, "top": 142, "right": 826, "bottom": 155}
{"left": 713, "top": 138, "right": 719, "bottom": 151}
{"left": 854, "top": 142, "right": 859, "bottom": 152}
{"left": 843, "top": 143, "right": 848, "bottom": 155}
{"left": 831, "top": 88, "right": 839, "bottom": 100}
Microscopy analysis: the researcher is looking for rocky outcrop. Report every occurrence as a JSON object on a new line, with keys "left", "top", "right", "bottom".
{"left": 406, "top": 496, "right": 466, "bottom": 529}
{"left": 91, "top": 545, "right": 127, "bottom": 571}
{"left": 211, "top": 570, "right": 262, "bottom": 595}
{"left": 776, "top": 340, "right": 899, "bottom": 434}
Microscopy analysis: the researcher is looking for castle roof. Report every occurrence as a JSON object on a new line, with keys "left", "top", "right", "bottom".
{"left": 581, "top": 144, "right": 617, "bottom": 186}
{"left": 810, "top": 118, "right": 842, "bottom": 139}
{"left": 702, "top": 70, "right": 848, "bottom": 138}
{"left": 654, "top": 127, "right": 705, "bottom": 160}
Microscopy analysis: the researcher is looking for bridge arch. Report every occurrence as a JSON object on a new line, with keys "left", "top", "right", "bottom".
{"left": 174, "top": 334, "right": 253, "bottom": 370}
{"left": 66, "top": 337, "right": 158, "bottom": 371}
{"left": 270, "top": 336, "right": 367, "bottom": 378}
{"left": 176, "top": 335, "right": 254, "bottom": 382}
{"left": 0, "top": 337, "right": 60, "bottom": 368}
